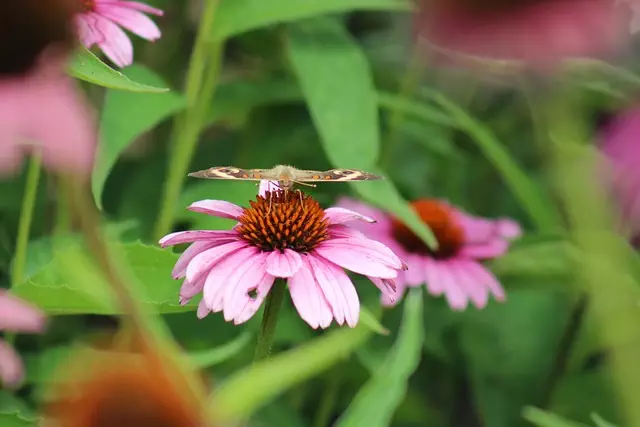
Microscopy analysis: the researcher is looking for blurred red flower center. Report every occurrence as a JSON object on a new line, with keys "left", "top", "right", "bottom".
{"left": 391, "top": 199, "right": 465, "bottom": 259}
{"left": 81, "top": 0, "right": 95, "bottom": 12}
{"left": 236, "top": 190, "right": 329, "bottom": 253}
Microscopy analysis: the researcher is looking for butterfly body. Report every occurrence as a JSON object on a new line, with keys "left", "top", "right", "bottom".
{"left": 188, "top": 164, "right": 382, "bottom": 190}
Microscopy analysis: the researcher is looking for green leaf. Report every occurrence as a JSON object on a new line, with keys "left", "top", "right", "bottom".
{"left": 212, "top": 323, "right": 373, "bottom": 421}
{"left": 590, "top": 413, "right": 619, "bottom": 427}
{"left": 212, "top": 0, "right": 412, "bottom": 41}
{"left": 0, "top": 413, "right": 38, "bottom": 427}
{"left": 68, "top": 48, "right": 169, "bottom": 93}
{"left": 11, "top": 240, "right": 192, "bottom": 315}
{"left": 287, "top": 18, "right": 379, "bottom": 170}
{"left": 359, "top": 307, "right": 389, "bottom": 336}
{"left": 523, "top": 407, "right": 590, "bottom": 427}
{"left": 92, "top": 65, "right": 185, "bottom": 208}
{"left": 0, "top": 392, "right": 39, "bottom": 427}
{"left": 189, "top": 331, "right": 253, "bottom": 368}
{"left": 423, "top": 90, "right": 561, "bottom": 232}
{"left": 336, "top": 288, "right": 424, "bottom": 427}
{"left": 349, "top": 174, "right": 438, "bottom": 249}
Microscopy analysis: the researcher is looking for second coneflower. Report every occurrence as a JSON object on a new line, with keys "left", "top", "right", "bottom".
{"left": 159, "top": 181, "right": 406, "bottom": 329}
{"left": 337, "top": 197, "right": 521, "bottom": 310}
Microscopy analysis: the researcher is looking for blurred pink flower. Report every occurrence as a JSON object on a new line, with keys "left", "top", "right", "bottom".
{"left": 159, "top": 181, "right": 406, "bottom": 329}
{"left": 77, "top": 0, "right": 164, "bottom": 68}
{"left": 599, "top": 108, "right": 640, "bottom": 236}
{"left": 0, "top": 291, "right": 46, "bottom": 388}
{"left": 0, "top": 57, "right": 97, "bottom": 176}
{"left": 337, "top": 198, "right": 521, "bottom": 310}
{"left": 415, "top": 0, "right": 628, "bottom": 66}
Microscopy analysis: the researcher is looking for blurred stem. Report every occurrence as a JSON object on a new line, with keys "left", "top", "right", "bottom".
{"left": 61, "top": 176, "right": 207, "bottom": 405}
{"left": 12, "top": 153, "right": 42, "bottom": 287}
{"left": 313, "top": 366, "right": 342, "bottom": 427}
{"left": 154, "top": 0, "right": 223, "bottom": 241}
{"left": 544, "top": 87, "right": 640, "bottom": 427}
{"left": 54, "top": 178, "right": 71, "bottom": 234}
{"left": 253, "top": 280, "right": 287, "bottom": 362}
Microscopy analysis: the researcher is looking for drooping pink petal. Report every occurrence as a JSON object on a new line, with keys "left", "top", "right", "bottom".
{"left": 222, "top": 253, "right": 272, "bottom": 323}
{"left": 496, "top": 219, "right": 522, "bottom": 239}
{"left": 202, "top": 246, "right": 260, "bottom": 311}
{"left": 459, "top": 239, "right": 509, "bottom": 259}
{"left": 265, "top": 249, "right": 303, "bottom": 278}
{"left": 377, "top": 277, "right": 403, "bottom": 307}
{"left": 119, "top": 1, "right": 164, "bottom": 16}
{"left": 187, "top": 200, "right": 244, "bottom": 220}
{"left": 449, "top": 260, "right": 489, "bottom": 309}
{"left": 172, "top": 241, "right": 216, "bottom": 279}
{"left": 197, "top": 299, "right": 210, "bottom": 319}
{"left": 315, "top": 238, "right": 405, "bottom": 278}
{"left": 186, "top": 240, "right": 250, "bottom": 286}
{"left": 95, "top": 3, "right": 162, "bottom": 41}
{"left": 306, "top": 255, "right": 360, "bottom": 327}
{"left": 423, "top": 257, "right": 444, "bottom": 295}
{"left": 179, "top": 275, "right": 207, "bottom": 302}
{"left": 335, "top": 197, "right": 393, "bottom": 234}
{"left": 404, "top": 253, "right": 426, "bottom": 286}
{"left": 0, "top": 293, "right": 45, "bottom": 333}
{"left": 92, "top": 14, "right": 134, "bottom": 67}
{"left": 289, "top": 261, "right": 334, "bottom": 329}
{"left": 0, "top": 340, "right": 23, "bottom": 388}
{"left": 159, "top": 230, "right": 238, "bottom": 247}
{"left": 434, "top": 261, "right": 469, "bottom": 311}
{"left": 75, "top": 14, "right": 105, "bottom": 47}
{"left": 232, "top": 273, "right": 276, "bottom": 325}
{"left": 465, "top": 261, "right": 506, "bottom": 302}
{"left": 324, "top": 207, "right": 376, "bottom": 225}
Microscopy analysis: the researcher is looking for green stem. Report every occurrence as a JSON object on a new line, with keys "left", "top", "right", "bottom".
{"left": 313, "top": 367, "right": 342, "bottom": 427}
{"left": 54, "top": 177, "right": 71, "bottom": 235}
{"left": 153, "top": 0, "right": 223, "bottom": 241}
{"left": 12, "top": 153, "right": 42, "bottom": 287}
{"left": 253, "top": 280, "right": 287, "bottom": 362}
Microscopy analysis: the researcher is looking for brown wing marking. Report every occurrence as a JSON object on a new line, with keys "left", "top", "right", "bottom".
{"left": 299, "top": 169, "right": 383, "bottom": 182}
{"left": 187, "top": 166, "right": 264, "bottom": 180}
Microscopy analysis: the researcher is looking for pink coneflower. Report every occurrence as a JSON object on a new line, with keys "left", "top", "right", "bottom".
{"left": 76, "top": 0, "right": 164, "bottom": 68}
{"left": 0, "top": 55, "right": 97, "bottom": 176}
{"left": 337, "top": 198, "right": 522, "bottom": 310}
{"left": 415, "top": 0, "right": 628, "bottom": 67}
{"left": 159, "top": 182, "right": 405, "bottom": 329}
{"left": 599, "top": 108, "right": 640, "bottom": 237}
{"left": 0, "top": 291, "right": 46, "bottom": 388}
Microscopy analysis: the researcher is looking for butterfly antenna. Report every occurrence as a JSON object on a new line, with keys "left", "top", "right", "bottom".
{"left": 293, "top": 180, "right": 317, "bottom": 188}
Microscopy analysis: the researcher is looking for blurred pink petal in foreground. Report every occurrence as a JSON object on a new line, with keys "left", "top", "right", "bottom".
{"left": 415, "top": 0, "right": 628, "bottom": 66}
{"left": 160, "top": 181, "right": 406, "bottom": 330}
{"left": 0, "top": 58, "right": 96, "bottom": 176}
{"left": 599, "top": 108, "right": 640, "bottom": 236}
{"left": 77, "top": 0, "right": 164, "bottom": 68}
{"left": 337, "top": 198, "right": 521, "bottom": 311}
{"left": 0, "top": 291, "right": 46, "bottom": 388}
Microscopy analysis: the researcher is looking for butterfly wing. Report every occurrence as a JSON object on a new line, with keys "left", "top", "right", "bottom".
{"left": 294, "top": 168, "right": 383, "bottom": 182}
{"left": 188, "top": 167, "right": 275, "bottom": 181}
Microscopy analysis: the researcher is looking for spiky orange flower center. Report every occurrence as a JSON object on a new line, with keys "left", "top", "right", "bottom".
{"left": 236, "top": 190, "right": 329, "bottom": 253}
{"left": 391, "top": 199, "right": 464, "bottom": 259}
{"left": 81, "top": 0, "right": 95, "bottom": 12}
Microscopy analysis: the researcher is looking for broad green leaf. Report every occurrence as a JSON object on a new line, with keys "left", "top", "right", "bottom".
{"left": 11, "top": 240, "right": 192, "bottom": 314}
{"left": 212, "top": 0, "right": 412, "bottom": 41}
{"left": 0, "top": 413, "right": 37, "bottom": 427}
{"left": 349, "top": 174, "right": 438, "bottom": 249}
{"left": 287, "top": 18, "right": 379, "bottom": 170}
{"left": 92, "top": 65, "right": 185, "bottom": 208}
{"left": 422, "top": 90, "right": 561, "bottom": 232}
{"left": 189, "top": 331, "right": 253, "bottom": 368}
{"left": 68, "top": 48, "right": 169, "bottom": 93}
{"left": 0, "top": 392, "right": 38, "bottom": 427}
{"left": 523, "top": 407, "right": 590, "bottom": 427}
{"left": 591, "top": 414, "right": 619, "bottom": 427}
{"left": 336, "top": 288, "right": 424, "bottom": 427}
{"left": 212, "top": 323, "right": 373, "bottom": 421}
{"left": 359, "top": 307, "right": 389, "bottom": 336}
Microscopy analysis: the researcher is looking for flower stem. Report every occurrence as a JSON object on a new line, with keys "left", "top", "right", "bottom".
{"left": 253, "top": 280, "right": 287, "bottom": 362}
{"left": 153, "top": 0, "right": 223, "bottom": 242}
{"left": 12, "top": 153, "right": 42, "bottom": 287}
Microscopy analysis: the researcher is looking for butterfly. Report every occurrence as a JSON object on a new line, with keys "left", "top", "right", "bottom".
{"left": 188, "top": 164, "right": 383, "bottom": 190}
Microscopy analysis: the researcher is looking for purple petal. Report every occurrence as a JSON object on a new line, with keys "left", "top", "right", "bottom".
{"left": 202, "top": 246, "right": 260, "bottom": 311}
{"left": 314, "top": 238, "right": 404, "bottom": 279}
{"left": 222, "top": 252, "right": 270, "bottom": 322}
{"left": 159, "top": 230, "right": 238, "bottom": 247}
{"left": 459, "top": 239, "right": 509, "bottom": 260}
{"left": 449, "top": 260, "right": 489, "bottom": 309}
{"left": 179, "top": 275, "right": 206, "bottom": 301}
{"left": 0, "top": 293, "right": 45, "bottom": 333}
{"left": 404, "top": 253, "right": 427, "bottom": 286}
{"left": 95, "top": 3, "right": 162, "bottom": 41}
{"left": 186, "top": 240, "right": 248, "bottom": 284}
{"left": 259, "top": 180, "right": 281, "bottom": 197}
{"left": 375, "top": 278, "right": 404, "bottom": 307}
{"left": 324, "top": 207, "right": 376, "bottom": 225}
{"left": 289, "top": 261, "right": 334, "bottom": 329}
{"left": 93, "top": 14, "right": 134, "bottom": 68}
{"left": 172, "top": 241, "right": 216, "bottom": 279}
{"left": 197, "top": 299, "right": 210, "bottom": 319}
{"left": 435, "top": 261, "right": 469, "bottom": 311}
{"left": 187, "top": 200, "right": 244, "bottom": 220}
{"left": 0, "top": 340, "right": 23, "bottom": 388}
{"left": 306, "top": 255, "right": 360, "bottom": 327}
{"left": 467, "top": 262, "right": 506, "bottom": 302}
{"left": 265, "top": 249, "right": 303, "bottom": 278}
{"left": 233, "top": 274, "right": 276, "bottom": 325}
